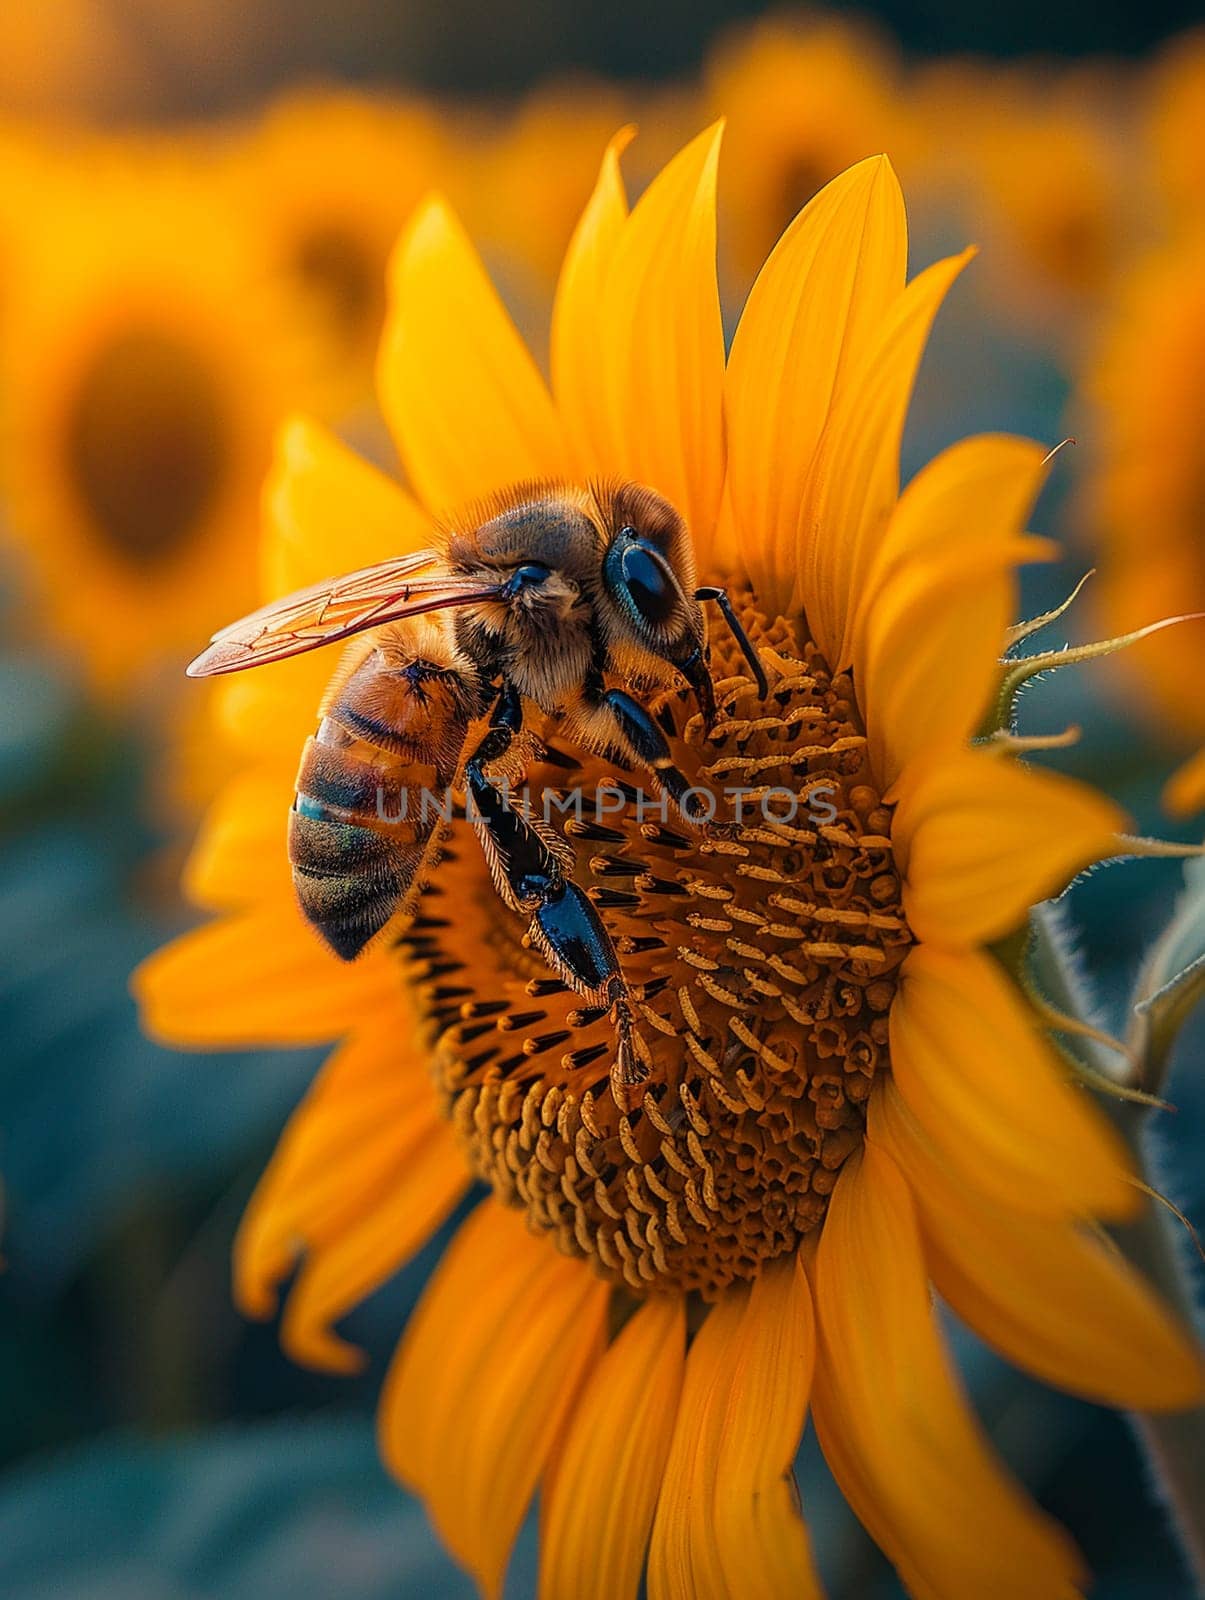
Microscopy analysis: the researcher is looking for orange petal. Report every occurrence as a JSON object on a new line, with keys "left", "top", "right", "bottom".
{"left": 853, "top": 435, "right": 1052, "bottom": 789}
{"left": 279, "top": 1130, "right": 467, "bottom": 1374}
{"left": 182, "top": 765, "right": 294, "bottom": 911}
{"left": 725, "top": 155, "right": 906, "bottom": 617}
{"left": 591, "top": 124, "right": 726, "bottom": 566}
{"left": 647, "top": 1287, "right": 740, "bottom": 1600}
{"left": 711, "top": 1256, "right": 823, "bottom": 1599}
{"left": 862, "top": 433, "right": 1049, "bottom": 603}
{"left": 812, "top": 1144, "right": 1085, "bottom": 1600}
{"left": 262, "top": 413, "right": 433, "bottom": 600}
{"left": 378, "top": 197, "right": 569, "bottom": 516}
{"left": 132, "top": 904, "right": 399, "bottom": 1049}
{"left": 551, "top": 125, "right": 633, "bottom": 478}
{"left": 889, "top": 944, "right": 1136, "bottom": 1218}
{"left": 379, "top": 1200, "right": 607, "bottom": 1600}
{"left": 892, "top": 746, "right": 1128, "bottom": 947}
{"left": 1165, "top": 745, "right": 1205, "bottom": 819}
{"left": 233, "top": 1018, "right": 468, "bottom": 1372}
{"left": 540, "top": 1293, "right": 685, "bottom": 1600}
{"left": 648, "top": 1258, "right": 823, "bottom": 1600}
{"left": 871, "top": 1079, "right": 1204, "bottom": 1409}
{"left": 798, "top": 249, "right": 975, "bottom": 669}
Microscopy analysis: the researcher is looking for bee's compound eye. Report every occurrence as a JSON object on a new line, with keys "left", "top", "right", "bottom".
{"left": 620, "top": 540, "right": 676, "bottom": 626}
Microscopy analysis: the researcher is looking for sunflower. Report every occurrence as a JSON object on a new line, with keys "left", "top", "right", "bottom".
{"left": 468, "top": 78, "right": 639, "bottom": 301}
{"left": 702, "top": 16, "right": 909, "bottom": 287}
{"left": 935, "top": 68, "right": 1135, "bottom": 331}
{"left": 136, "top": 133, "right": 1202, "bottom": 1598}
{"left": 1078, "top": 233, "right": 1205, "bottom": 753}
{"left": 0, "top": 143, "right": 310, "bottom": 702}
{"left": 231, "top": 89, "right": 456, "bottom": 412}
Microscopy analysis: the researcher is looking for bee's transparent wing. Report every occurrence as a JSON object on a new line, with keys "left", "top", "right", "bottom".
{"left": 187, "top": 550, "right": 502, "bottom": 677}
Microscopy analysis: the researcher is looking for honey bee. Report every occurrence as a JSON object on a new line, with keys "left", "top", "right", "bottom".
{"left": 188, "top": 480, "right": 768, "bottom": 1107}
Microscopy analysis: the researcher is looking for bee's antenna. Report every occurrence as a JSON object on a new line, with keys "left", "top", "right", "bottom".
{"left": 695, "top": 586, "right": 769, "bottom": 699}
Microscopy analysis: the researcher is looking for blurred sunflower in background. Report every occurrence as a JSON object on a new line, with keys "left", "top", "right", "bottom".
{"left": 468, "top": 77, "right": 638, "bottom": 328}
{"left": 1079, "top": 232, "right": 1205, "bottom": 817}
{"left": 940, "top": 68, "right": 1137, "bottom": 336}
{"left": 232, "top": 89, "right": 458, "bottom": 415}
{"left": 137, "top": 132, "right": 1202, "bottom": 1599}
{"left": 1144, "top": 28, "right": 1205, "bottom": 235}
{"left": 703, "top": 15, "right": 908, "bottom": 286}
{"left": 0, "top": 143, "right": 312, "bottom": 704}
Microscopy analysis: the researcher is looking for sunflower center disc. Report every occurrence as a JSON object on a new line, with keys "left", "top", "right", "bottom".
{"left": 66, "top": 327, "right": 230, "bottom": 568}
{"left": 406, "top": 605, "right": 913, "bottom": 1297}
{"left": 293, "top": 223, "right": 384, "bottom": 346}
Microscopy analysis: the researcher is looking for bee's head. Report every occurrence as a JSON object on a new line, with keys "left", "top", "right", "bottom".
{"left": 444, "top": 484, "right": 602, "bottom": 699}
{"left": 594, "top": 481, "right": 706, "bottom": 689}
{"left": 447, "top": 483, "right": 598, "bottom": 615}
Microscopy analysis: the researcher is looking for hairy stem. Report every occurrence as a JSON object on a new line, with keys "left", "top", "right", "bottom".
{"left": 1031, "top": 903, "right": 1205, "bottom": 1584}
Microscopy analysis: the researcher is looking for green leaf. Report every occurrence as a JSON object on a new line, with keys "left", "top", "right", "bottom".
{"left": 0, "top": 1416, "right": 538, "bottom": 1599}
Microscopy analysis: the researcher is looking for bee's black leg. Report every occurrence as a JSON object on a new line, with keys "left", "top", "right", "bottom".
{"left": 464, "top": 684, "right": 649, "bottom": 1110}
{"left": 589, "top": 687, "right": 718, "bottom": 828}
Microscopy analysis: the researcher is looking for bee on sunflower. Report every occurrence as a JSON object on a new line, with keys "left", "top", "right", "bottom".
{"left": 136, "top": 130, "right": 1203, "bottom": 1599}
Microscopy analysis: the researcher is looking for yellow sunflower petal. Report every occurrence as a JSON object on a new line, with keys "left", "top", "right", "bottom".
{"left": 235, "top": 1022, "right": 421, "bottom": 1313}
{"left": 132, "top": 905, "right": 399, "bottom": 1048}
{"left": 280, "top": 1128, "right": 467, "bottom": 1374}
{"left": 263, "top": 411, "right": 432, "bottom": 599}
{"left": 725, "top": 155, "right": 906, "bottom": 615}
{"left": 812, "top": 1144, "right": 1085, "bottom": 1600}
{"left": 379, "top": 1200, "right": 607, "bottom": 1600}
{"left": 711, "top": 1255, "right": 823, "bottom": 1599}
{"left": 234, "top": 1018, "right": 468, "bottom": 1373}
{"left": 648, "top": 1257, "right": 823, "bottom": 1600}
{"left": 377, "top": 197, "right": 569, "bottom": 516}
{"left": 798, "top": 248, "right": 975, "bottom": 668}
{"left": 862, "top": 432, "right": 1050, "bottom": 602}
{"left": 592, "top": 123, "right": 726, "bottom": 564}
{"left": 540, "top": 1293, "right": 685, "bottom": 1600}
{"left": 889, "top": 944, "right": 1136, "bottom": 1218}
{"left": 852, "top": 435, "right": 1052, "bottom": 788}
{"left": 551, "top": 124, "right": 633, "bottom": 478}
{"left": 871, "top": 1078, "right": 1204, "bottom": 1409}
{"left": 892, "top": 746, "right": 1128, "bottom": 947}
{"left": 860, "top": 535, "right": 1052, "bottom": 793}
{"left": 647, "top": 1288, "right": 745, "bottom": 1600}
{"left": 182, "top": 765, "right": 293, "bottom": 911}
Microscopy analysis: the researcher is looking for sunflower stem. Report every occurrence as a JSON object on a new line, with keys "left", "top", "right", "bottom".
{"left": 1029, "top": 902, "right": 1205, "bottom": 1587}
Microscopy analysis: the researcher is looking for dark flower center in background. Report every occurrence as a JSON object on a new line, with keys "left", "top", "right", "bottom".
{"left": 292, "top": 222, "right": 384, "bottom": 349}
{"left": 776, "top": 150, "right": 834, "bottom": 235}
{"left": 66, "top": 327, "right": 229, "bottom": 568}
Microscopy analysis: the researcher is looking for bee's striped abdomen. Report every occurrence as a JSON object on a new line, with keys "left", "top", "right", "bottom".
{"left": 287, "top": 629, "right": 478, "bottom": 960}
